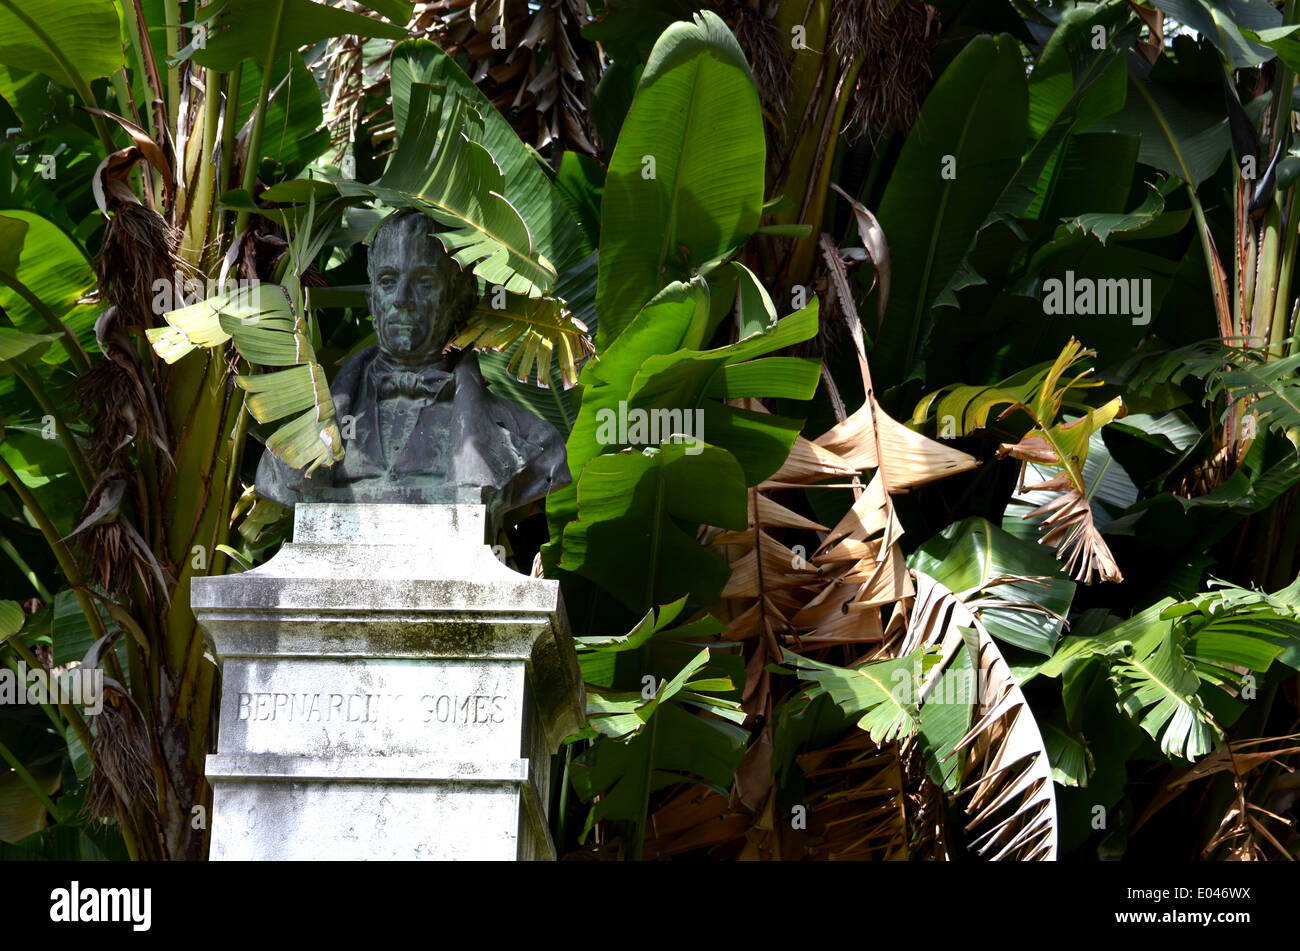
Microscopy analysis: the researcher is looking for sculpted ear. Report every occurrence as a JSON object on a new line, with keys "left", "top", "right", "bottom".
{"left": 461, "top": 265, "right": 479, "bottom": 310}
{"left": 452, "top": 259, "right": 479, "bottom": 329}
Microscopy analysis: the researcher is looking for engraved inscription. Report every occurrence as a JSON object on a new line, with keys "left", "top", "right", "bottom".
{"left": 235, "top": 691, "right": 508, "bottom": 725}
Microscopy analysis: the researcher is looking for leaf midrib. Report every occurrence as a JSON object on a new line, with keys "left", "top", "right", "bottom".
{"left": 908, "top": 43, "right": 1006, "bottom": 369}
{"left": 654, "top": 55, "right": 710, "bottom": 284}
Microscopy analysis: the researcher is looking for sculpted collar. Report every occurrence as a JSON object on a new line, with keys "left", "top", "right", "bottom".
{"left": 370, "top": 353, "right": 457, "bottom": 401}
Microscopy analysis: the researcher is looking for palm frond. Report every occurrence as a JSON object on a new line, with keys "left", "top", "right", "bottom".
{"left": 917, "top": 339, "right": 1126, "bottom": 583}
{"left": 1216, "top": 352, "right": 1300, "bottom": 451}
{"left": 1109, "top": 629, "right": 1221, "bottom": 761}
{"left": 147, "top": 282, "right": 344, "bottom": 473}
{"left": 899, "top": 572, "right": 1059, "bottom": 860}
{"left": 448, "top": 290, "right": 592, "bottom": 387}
{"left": 366, "top": 81, "right": 557, "bottom": 296}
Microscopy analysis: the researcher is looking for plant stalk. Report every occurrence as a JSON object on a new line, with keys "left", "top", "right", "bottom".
{"left": 0, "top": 455, "right": 106, "bottom": 643}
{"left": 0, "top": 737, "right": 59, "bottom": 820}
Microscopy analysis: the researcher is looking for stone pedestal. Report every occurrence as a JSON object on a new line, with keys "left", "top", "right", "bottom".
{"left": 193, "top": 503, "right": 584, "bottom": 861}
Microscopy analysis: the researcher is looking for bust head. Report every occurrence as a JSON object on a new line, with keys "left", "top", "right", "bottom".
{"left": 367, "top": 211, "right": 479, "bottom": 366}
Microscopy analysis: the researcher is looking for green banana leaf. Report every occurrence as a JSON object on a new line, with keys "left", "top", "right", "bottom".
{"left": 559, "top": 442, "right": 748, "bottom": 612}
{"left": 782, "top": 649, "right": 931, "bottom": 746}
{"left": 0, "top": 211, "right": 98, "bottom": 366}
{"left": 147, "top": 282, "right": 343, "bottom": 473}
{"left": 910, "top": 517, "right": 1077, "bottom": 656}
{"left": 872, "top": 34, "right": 1028, "bottom": 385}
{"left": 387, "top": 39, "right": 590, "bottom": 273}
{"left": 595, "top": 10, "right": 765, "bottom": 347}
{"left": 183, "top": 0, "right": 408, "bottom": 72}
{"left": 0, "top": 0, "right": 123, "bottom": 108}
{"left": 1109, "top": 630, "right": 1221, "bottom": 760}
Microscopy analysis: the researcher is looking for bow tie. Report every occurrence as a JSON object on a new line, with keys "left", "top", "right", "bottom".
{"left": 373, "top": 362, "right": 456, "bottom": 401}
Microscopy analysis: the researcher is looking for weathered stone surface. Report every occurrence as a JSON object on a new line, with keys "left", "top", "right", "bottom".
{"left": 195, "top": 502, "right": 584, "bottom": 861}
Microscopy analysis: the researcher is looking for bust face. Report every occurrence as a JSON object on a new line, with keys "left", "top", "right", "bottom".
{"left": 368, "top": 215, "right": 471, "bottom": 365}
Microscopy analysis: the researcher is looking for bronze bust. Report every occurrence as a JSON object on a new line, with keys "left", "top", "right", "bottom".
{"left": 255, "top": 211, "right": 570, "bottom": 526}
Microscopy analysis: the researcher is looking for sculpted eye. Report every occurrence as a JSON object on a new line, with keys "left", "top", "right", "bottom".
{"left": 379, "top": 275, "right": 397, "bottom": 290}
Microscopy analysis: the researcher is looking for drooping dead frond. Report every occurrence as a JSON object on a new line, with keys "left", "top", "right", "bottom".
{"left": 712, "top": 303, "right": 978, "bottom": 690}
{"left": 642, "top": 786, "right": 751, "bottom": 860}
{"left": 762, "top": 433, "right": 858, "bottom": 485}
{"left": 710, "top": 448, "right": 826, "bottom": 714}
{"left": 1204, "top": 773, "right": 1296, "bottom": 861}
{"left": 86, "top": 139, "right": 180, "bottom": 471}
{"left": 354, "top": 0, "right": 603, "bottom": 156}
{"left": 75, "top": 343, "right": 170, "bottom": 469}
{"left": 85, "top": 673, "right": 159, "bottom": 830}
{"left": 897, "top": 572, "right": 1059, "bottom": 860}
{"left": 718, "top": 0, "right": 790, "bottom": 134}
{"left": 816, "top": 398, "right": 978, "bottom": 490}
{"left": 1173, "top": 734, "right": 1300, "bottom": 789}
{"left": 792, "top": 729, "right": 910, "bottom": 860}
{"left": 643, "top": 729, "right": 912, "bottom": 861}
{"left": 67, "top": 471, "right": 171, "bottom": 597}
{"left": 901, "top": 738, "right": 949, "bottom": 859}
{"left": 835, "top": 0, "right": 939, "bottom": 138}
{"left": 1021, "top": 482, "right": 1123, "bottom": 584}
{"left": 1131, "top": 734, "right": 1300, "bottom": 858}
{"left": 831, "top": 183, "right": 890, "bottom": 327}
{"left": 317, "top": 22, "right": 367, "bottom": 157}
{"left": 513, "top": 0, "right": 601, "bottom": 154}
{"left": 692, "top": 217, "right": 987, "bottom": 861}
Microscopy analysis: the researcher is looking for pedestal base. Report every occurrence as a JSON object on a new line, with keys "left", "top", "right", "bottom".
{"left": 193, "top": 503, "right": 584, "bottom": 861}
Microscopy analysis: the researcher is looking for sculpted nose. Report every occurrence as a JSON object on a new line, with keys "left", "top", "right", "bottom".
{"left": 392, "top": 270, "right": 420, "bottom": 308}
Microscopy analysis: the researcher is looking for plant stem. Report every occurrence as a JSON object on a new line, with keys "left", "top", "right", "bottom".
{"left": 0, "top": 0, "right": 116, "bottom": 154}
{"left": 0, "top": 455, "right": 106, "bottom": 643}
{"left": 235, "top": 2, "right": 287, "bottom": 235}
{"left": 1273, "top": 177, "right": 1300, "bottom": 357}
{"left": 0, "top": 737, "right": 59, "bottom": 820}
{"left": 115, "top": 803, "right": 142, "bottom": 861}
{"left": 187, "top": 66, "right": 222, "bottom": 268}
{"left": 1254, "top": 206, "right": 1280, "bottom": 347}
{"left": 163, "top": 0, "right": 181, "bottom": 135}
{"left": 1190, "top": 192, "right": 1234, "bottom": 339}
{"left": 207, "top": 397, "right": 249, "bottom": 579}
{"left": 0, "top": 534, "right": 53, "bottom": 601}
{"left": 555, "top": 742, "right": 573, "bottom": 853}
{"left": 0, "top": 274, "right": 92, "bottom": 375}
{"left": 11, "top": 364, "right": 94, "bottom": 493}
{"left": 219, "top": 65, "right": 243, "bottom": 236}
{"left": 122, "top": 0, "right": 168, "bottom": 190}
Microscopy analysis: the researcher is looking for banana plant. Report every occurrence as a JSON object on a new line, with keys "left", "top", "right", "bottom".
{"left": 914, "top": 340, "right": 1127, "bottom": 583}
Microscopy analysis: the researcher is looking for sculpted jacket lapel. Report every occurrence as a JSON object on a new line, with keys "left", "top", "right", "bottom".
{"left": 331, "top": 349, "right": 387, "bottom": 482}
{"left": 444, "top": 353, "right": 556, "bottom": 503}
{"left": 446, "top": 355, "right": 512, "bottom": 488}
